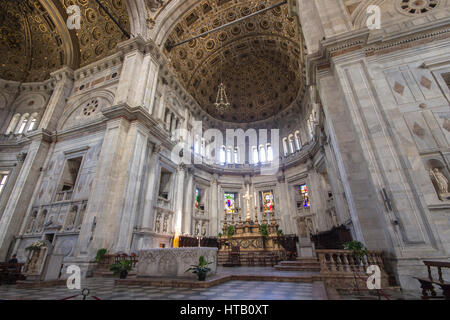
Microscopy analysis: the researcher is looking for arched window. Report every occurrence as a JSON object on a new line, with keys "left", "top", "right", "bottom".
{"left": 252, "top": 146, "right": 259, "bottom": 164}
{"left": 267, "top": 144, "right": 273, "bottom": 162}
{"left": 308, "top": 114, "right": 315, "bottom": 140}
{"left": 27, "top": 113, "right": 38, "bottom": 132}
{"left": 219, "top": 146, "right": 226, "bottom": 164}
{"left": 282, "top": 138, "right": 288, "bottom": 156}
{"left": 259, "top": 145, "right": 266, "bottom": 163}
{"left": 6, "top": 113, "right": 21, "bottom": 134}
{"left": 288, "top": 134, "right": 295, "bottom": 154}
{"left": 294, "top": 130, "right": 301, "bottom": 150}
{"left": 201, "top": 138, "right": 206, "bottom": 157}
{"left": 17, "top": 113, "right": 30, "bottom": 134}
{"left": 194, "top": 135, "right": 200, "bottom": 154}
{"left": 226, "top": 147, "right": 233, "bottom": 164}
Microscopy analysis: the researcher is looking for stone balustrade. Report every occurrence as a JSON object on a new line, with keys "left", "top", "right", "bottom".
{"left": 316, "top": 249, "right": 390, "bottom": 289}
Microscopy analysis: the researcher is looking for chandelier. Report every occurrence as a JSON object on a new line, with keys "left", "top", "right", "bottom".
{"left": 214, "top": 83, "right": 231, "bottom": 115}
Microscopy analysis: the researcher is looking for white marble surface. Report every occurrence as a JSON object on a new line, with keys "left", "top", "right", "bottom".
{"left": 137, "top": 247, "right": 218, "bottom": 278}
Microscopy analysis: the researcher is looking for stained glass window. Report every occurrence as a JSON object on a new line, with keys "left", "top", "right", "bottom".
{"left": 224, "top": 193, "right": 235, "bottom": 214}
{"left": 195, "top": 188, "right": 200, "bottom": 209}
{"left": 300, "top": 184, "right": 310, "bottom": 207}
{"left": 263, "top": 191, "right": 274, "bottom": 212}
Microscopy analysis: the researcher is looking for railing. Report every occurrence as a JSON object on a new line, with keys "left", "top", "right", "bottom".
{"left": 316, "top": 249, "right": 385, "bottom": 275}
{"left": 55, "top": 190, "right": 73, "bottom": 202}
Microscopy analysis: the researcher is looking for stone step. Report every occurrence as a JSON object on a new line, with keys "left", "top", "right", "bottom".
{"left": 274, "top": 265, "right": 321, "bottom": 272}
{"left": 279, "top": 260, "right": 320, "bottom": 267}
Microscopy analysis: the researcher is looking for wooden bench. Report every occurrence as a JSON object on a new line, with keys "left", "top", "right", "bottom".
{"left": 414, "top": 261, "right": 450, "bottom": 300}
{"left": 0, "top": 263, "right": 26, "bottom": 285}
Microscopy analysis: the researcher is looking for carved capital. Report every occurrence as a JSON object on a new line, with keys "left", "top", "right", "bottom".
{"left": 16, "top": 152, "right": 27, "bottom": 162}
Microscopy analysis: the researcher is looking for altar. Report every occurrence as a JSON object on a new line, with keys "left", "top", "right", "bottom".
{"left": 137, "top": 247, "right": 218, "bottom": 278}
{"left": 218, "top": 187, "right": 286, "bottom": 266}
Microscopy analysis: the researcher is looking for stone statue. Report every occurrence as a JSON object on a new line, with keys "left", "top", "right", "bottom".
{"left": 429, "top": 168, "right": 449, "bottom": 199}
{"left": 162, "top": 216, "right": 168, "bottom": 233}
{"left": 65, "top": 206, "right": 77, "bottom": 230}
{"left": 201, "top": 223, "right": 207, "bottom": 236}
{"left": 298, "top": 218, "right": 307, "bottom": 238}
{"left": 155, "top": 214, "right": 161, "bottom": 232}
{"left": 26, "top": 213, "right": 36, "bottom": 234}
{"left": 195, "top": 222, "right": 200, "bottom": 236}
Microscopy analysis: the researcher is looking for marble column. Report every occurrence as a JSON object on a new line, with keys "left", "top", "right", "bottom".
{"left": 113, "top": 122, "right": 149, "bottom": 253}
{"left": 210, "top": 175, "right": 218, "bottom": 235}
{"left": 173, "top": 163, "right": 186, "bottom": 236}
{"left": 140, "top": 143, "right": 161, "bottom": 231}
{"left": 114, "top": 38, "right": 146, "bottom": 107}
{"left": 74, "top": 117, "right": 133, "bottom": 258}
{"left": 183, "top": 170, "right": 194, "bottom": 234}
{"left": 38, "top": 67, "right": 74, "bottom": 131}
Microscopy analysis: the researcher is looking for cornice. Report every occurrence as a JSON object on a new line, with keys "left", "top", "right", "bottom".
{"left": 101, "top": 103, "right": 174, "bottom": 150}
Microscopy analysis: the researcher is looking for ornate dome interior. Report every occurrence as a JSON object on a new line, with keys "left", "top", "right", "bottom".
{"left": 0, "top": 0, "right": 129, "bottom": 82}
{"left": 164, "top": 0, "right": 306, "bottom": 123}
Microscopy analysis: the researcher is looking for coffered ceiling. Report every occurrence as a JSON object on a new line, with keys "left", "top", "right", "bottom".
{"left": 164, "top": 0, "right": 306, "bottom": 123}
{"left": 0, "top": 0, "right": 129, "bottom": 83}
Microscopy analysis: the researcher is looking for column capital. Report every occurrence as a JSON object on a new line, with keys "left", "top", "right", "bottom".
{"left": 50, "top": 66, "right": 74, "bottom": 83}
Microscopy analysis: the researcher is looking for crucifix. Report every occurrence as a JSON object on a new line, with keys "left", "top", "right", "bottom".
{"left": 242, "top": 186, "right": 253, "bottom": 221}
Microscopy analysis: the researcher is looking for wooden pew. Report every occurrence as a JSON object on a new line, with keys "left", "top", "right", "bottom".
{"left": 0, "top": 263, "right": 26, "bottom": 285}
{"left": 414, "top": 261, "right": 450, "bottom": 300}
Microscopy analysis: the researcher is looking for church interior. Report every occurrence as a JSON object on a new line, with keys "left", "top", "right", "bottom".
{"left": 0, "top": 0, "right": 449, "bottom": 301}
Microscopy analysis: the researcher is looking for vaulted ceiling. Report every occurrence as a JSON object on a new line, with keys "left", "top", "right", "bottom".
{"left": 0, "top": 0, "right": 129, "bottom": 83}
{"left": 164, "top": 0, "right": 306, "bottom": 123}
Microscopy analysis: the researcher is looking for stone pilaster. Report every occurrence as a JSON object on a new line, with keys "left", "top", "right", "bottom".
{"left": 173, "top": 163, "right": 186, "bottom": 236}
{"left": 183, "top": 169, "right": 194, "bottom": 234}
{"left": 38, "top": 66, "right": 74, "bottom": 131}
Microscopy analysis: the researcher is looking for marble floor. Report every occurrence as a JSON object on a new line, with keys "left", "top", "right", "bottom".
{"left": 0, "top": 278, "right": 314, "bottom": 300}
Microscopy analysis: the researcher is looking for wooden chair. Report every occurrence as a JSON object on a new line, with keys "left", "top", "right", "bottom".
{"left": 414, "top": 261, "right": 450, "bottom": 300}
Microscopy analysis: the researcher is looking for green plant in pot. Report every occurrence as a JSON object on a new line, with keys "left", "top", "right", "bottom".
{"left": 277, "top": 229, "right": 284, "bottom": 236}
{"left": 110, "top": 260, "right": 133, "bottom": 279}
{"left": 226, "top": 225, "right": 235, "bottom": 238}
{"left": 185, "top": 256, "right": 212, "bottom": 281}
{"left": 344, "top": 241, "right": 368, "bottom": 265}
{"left": 95, "top": 248, "right": 107, "bottom": 264}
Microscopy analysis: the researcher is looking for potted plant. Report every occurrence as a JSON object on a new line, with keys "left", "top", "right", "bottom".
{"left": 95, "top": 248, "right": 107, "bottom": 264}
{"left": 185, "top": 256, "right": 213, "bottom": 281}
{"left": 26, "top": 241, "right": 45, "bottom": 251}
{"left": 344, "top": 241, "right": 368, "bottom": 264}
{"left": 226, "top": 225, "right": 235, "bottom": 238}
{"left": 277, "top": 229, "right": 284, "bottom": 236}
{"left": 109, "top": 260, "right": 133, "bottom": 279}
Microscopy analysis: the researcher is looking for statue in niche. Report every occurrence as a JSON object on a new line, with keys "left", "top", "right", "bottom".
{"left": 155, "top": 214, "right": 161, "bottom": 232}
{"left": 298, "top": 218, "right": 307, "bottom": 238}
{"left": 65, "top": 206, "right": 77, "bottom": 230}
{"left": 195, "top": 222, "right": 200, "bottom": 236}
{"left": 429, "top": 168, "right": 450, "bottom": 200}
{"left": 201, "top": 223, "right": 207, "bottom": 236}
{"left": 162, "top": 216, "right": 168, "bottom": 233}
{"left": 76, "top": 205, "right": 86, "bottom": 230}
{"left": 26, "top": 213, "right": 37, "bottom": 234}
{"left": 306, "top": 218, "right": 314, "bottom": 235}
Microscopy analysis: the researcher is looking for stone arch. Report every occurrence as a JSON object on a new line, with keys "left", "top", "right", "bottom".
{"left": 126, "top": 0, "right": 149, "bottom": 38}
{"left": 58, "top": 89, "right": 115, "bottom": 130}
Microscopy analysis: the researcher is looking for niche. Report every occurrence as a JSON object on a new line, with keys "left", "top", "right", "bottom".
{"left": 158, "top": 168, "right": 173, "bottom": 200}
